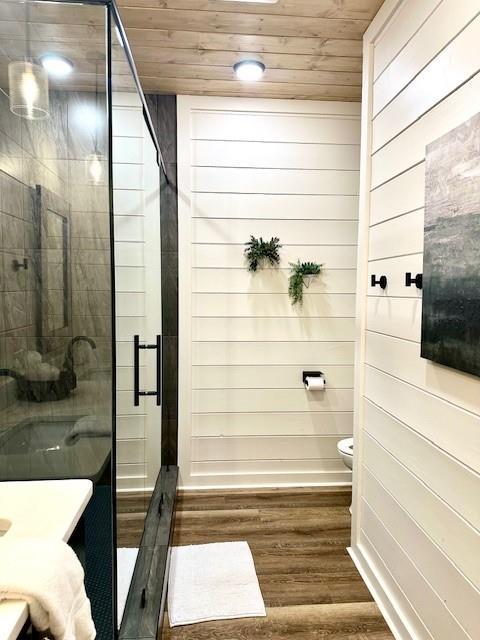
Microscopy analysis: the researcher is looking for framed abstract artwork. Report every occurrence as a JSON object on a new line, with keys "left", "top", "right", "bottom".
{"left": 422, "top": 112, "right": 480, "bottom": 377}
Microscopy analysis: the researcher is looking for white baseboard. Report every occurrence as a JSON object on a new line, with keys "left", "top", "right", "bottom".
{"left": 348, "top": 545, "right": 416, "bottom": 640}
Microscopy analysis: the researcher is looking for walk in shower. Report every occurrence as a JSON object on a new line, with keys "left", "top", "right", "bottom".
{"left": 0, "top": 1, "right": 177, "bottom": 638}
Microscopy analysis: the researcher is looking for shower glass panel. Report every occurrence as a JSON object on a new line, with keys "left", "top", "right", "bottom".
{"left": 111, "top": 20, "right": 163, "bottom": 631}
{"left": 0, "top": 0, "right": 115, "bottom": 637}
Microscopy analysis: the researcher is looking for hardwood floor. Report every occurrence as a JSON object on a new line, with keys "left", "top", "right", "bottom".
{"left": 117, "top": 491, "right": 150, "bottom": 547}
{"left": 163, "top": 487, "right": 394, "bottom": 639}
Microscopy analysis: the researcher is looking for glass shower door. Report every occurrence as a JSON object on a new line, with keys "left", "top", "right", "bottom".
{"left": 110, "top": 21, "right": 164, "bottom": 632}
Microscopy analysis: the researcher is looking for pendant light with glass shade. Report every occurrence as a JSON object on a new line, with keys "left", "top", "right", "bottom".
{"left": 8, "top": 1, "right": 49, "bottom": 120}
{"left": 85, "top": 60, "right": 105, "bottom": 186}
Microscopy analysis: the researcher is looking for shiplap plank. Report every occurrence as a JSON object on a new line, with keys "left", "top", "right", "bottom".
{"left": 193, "top": 317, "right": 355, "bottom": 342}
{"left": 372, "top": 15, "right": 480, "bottom": 152}
{"left": 192, "top": 219, "right": 358, "bottom": 245}
{"left": 192, "top": 140, "right": 360, "bottom": 170}
{"left": 192, "top": 193, "right": 359, "bottom": 221}
{"left": 370, "top": 163, "right": 425, "bottom": 225}
{"left": 193, "top": 388, "right": 353, "bottom": 413}
{"left": 363, "top": 434, "right": 480, "bottom": 593}
{"left": 112, "top": 137, "right": 143, "bottom": 164}
{"left": 193, "top": 341, "right": 354, "bottom": 366}
{"left": 372, "top": 0, "right": 441, "bottom": 79}
{"left": 117, "top": 439, "right": 145, "bottom": 465}
{"left": 116, "top": 292, "right": 145, "bottom": 316}
{"left": 365, "top": 400, "right": 480, "bottom": 531}
{"left": 114, "top": 216, "right": 144, "bottom": 242}
{"left": 191, "top": 458, "right": 348, "bottom": 477}
{"left": 367, "top": 254, "right": 423, "bottom": 298}
{"left": 361, "top": 500, "right": 471, "bottom": 640}
{"left": 366, "top": 296, "right": 421, "bottom": 342}
{"left": 137, "top": 62, "right": 362, "bottom": 87}
{"left": 191, "top": 435, "right": 344, "bottom": 462}
{"left": 119, "top": 0, "right": 382, "bottom": 21}
{"left": 116, "top": 415, "right": 145, "bottom": 439}
{"left": 116, "top": 366, "right": 144, "bottom": 391}
{"left": 113, "top": 190, "right": 144, "bottom": 216}
{"left": 192, "top": 268, "right": 357, "bottom": 294}
{"left": 192, "top": 111, "right": 360, "bottom": 144}
{"left": 373, "top": 0, "right": 480, "bottom": 116}
{"left": 129, "top": 46, "right": 364, "bottom": 72}
{"left": 192, "top": 293, "right": 355, "bottom": 318}
{"left": 126, "top": 29, "right": 365, "bottom": 58}
{"left": 144, "top": 78, "right": 362, "bottom": 100}
{"left": 363, "top": 470, "right": 480, "bottom": 640}
{"left": 192, "top": 411, "right": 353, "bottom": 437}
{"left": 192, "top": 167, "right": 359, "bottom": 195}
{"left": 364, "top": 366, "right": 480, "bottom": 473}
{"left": 366, "top": 332, "right": 480, "bottom": 416}
{"left": 116, "top": 316, "right": 146, "bottom": 342}
{"left": 369, "top": 210, "right": 424, "bottom": 261}
{"left": 192, "top": 365, "right": 353, "bottom": 391}
{"left": 371, "top": 73, "right": 480, "bottom": 188}
{"left": 115, "top": 243, "right": 144, "bottom": 269}
{"left": 188, "top": 468, "right": 351, "bottom": 487}
{"left": 193, "top": 245, "right": 358, "bottom": 269}
{"left": 119, "top": 7, "right": 371, "bottom": 39}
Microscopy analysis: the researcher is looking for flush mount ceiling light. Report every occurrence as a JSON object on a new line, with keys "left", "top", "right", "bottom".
{"left": 40, "top": 54, "right": 74, "bottom": 77}
{"left": 233, "top": 60, "right": 265, "bottom": 82}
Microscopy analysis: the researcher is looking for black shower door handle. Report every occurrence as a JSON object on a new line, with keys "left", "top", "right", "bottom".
{"left": 133, "top": 334, "right": 162, "bottom": 406}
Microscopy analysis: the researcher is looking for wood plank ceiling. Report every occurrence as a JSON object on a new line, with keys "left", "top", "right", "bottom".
{"left": 118, "top": 0, "right": 384, "bottom": 101}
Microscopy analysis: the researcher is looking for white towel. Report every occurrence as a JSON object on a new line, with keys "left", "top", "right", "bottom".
{"left": 116, "top": 548, "right": 139, "bottom": 627}
{"left": 168, "top": 541, "right": 266, "bottom": 627}
{"left": 0, "top": 537, "right": 96, "bottom": 640}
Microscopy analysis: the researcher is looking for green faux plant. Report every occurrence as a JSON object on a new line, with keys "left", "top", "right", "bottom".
{"left": 288, "top": 260, "right": 323, "bottom": 306}
{"left": 244, "top": 235, "right": 282, "bottom": 272}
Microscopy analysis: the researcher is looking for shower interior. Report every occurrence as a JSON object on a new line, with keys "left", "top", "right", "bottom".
{"left": 0, "top": 0, "right": 177, "bottom": 638}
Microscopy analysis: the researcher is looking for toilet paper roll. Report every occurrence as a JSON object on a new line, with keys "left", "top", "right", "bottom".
{"left": 304, "top": 376, "right": 325, "bottom": 391}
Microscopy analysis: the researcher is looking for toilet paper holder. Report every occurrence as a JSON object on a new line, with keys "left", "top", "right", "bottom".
{"left": 302, "top": 371, "right": 326, "bottom": 385}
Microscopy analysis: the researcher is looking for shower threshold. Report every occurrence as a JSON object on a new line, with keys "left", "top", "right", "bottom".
{"left": 119, "top": 465, "right": 178, "bottom": 640}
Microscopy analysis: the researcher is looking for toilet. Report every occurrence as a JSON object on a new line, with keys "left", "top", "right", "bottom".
{"left": 337, "top": 438, "right": 353, "bottom": 513}
{"left": 337, "top": 437, "right": 354, "bottom": 469}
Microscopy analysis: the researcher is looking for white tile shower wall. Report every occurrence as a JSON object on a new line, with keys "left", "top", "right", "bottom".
{"left": 353, "top": 1, "right": 480, "bottom": 639}
{"left": 113, "top": 93, "right": 161, "bottom": 491}
{"left": 177, "top": 96, "right": 360, "bottom": 488}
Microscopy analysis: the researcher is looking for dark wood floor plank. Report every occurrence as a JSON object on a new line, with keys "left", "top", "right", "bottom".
{"left": 176, "top": 487, "right": 352, "bottom": 511}
{"left": 163, "top": 603, "right": 393, "bottom": 639}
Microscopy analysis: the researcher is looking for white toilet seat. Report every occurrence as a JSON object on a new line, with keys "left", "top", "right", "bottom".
{"left": 337, "top": 437, "right": 353, "bottom": 457}
{"left": 337, "top": 437, "right": 353, "bottom": 471}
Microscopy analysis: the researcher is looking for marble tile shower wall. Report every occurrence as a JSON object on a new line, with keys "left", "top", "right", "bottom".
{"left": 0, "top": 89, "right": 112, "bottom": 413}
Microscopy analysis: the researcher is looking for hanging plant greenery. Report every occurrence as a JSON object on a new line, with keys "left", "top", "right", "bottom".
{"left": 288, "top": 260, "right": 323, "bottom": 306}
{"left": 244, "top": 235, "right": 282, "bottom": 272}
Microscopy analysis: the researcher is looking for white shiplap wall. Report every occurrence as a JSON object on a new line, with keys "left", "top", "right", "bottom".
{"left": 113, "top": 92, "right": 161, "bottom": 491}
{"left": 352, "top": 1, "right": 480, "bottom": 639}
{"left": 178, "top": 95, "right": 360, "bottom": 488}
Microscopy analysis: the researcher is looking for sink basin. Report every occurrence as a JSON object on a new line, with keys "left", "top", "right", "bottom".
{"left": 0, "top": 417, "right": 78, "bottom": 455}
{"left": 0, "top": 518, "right": 11, "bottom": 537}
{"left": 0, "top": 415, "right": 111, "bottom": 483}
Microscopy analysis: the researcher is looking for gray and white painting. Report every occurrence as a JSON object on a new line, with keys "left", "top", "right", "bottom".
{"left": 422, "top": 112, "right": 480, "bottom": 377}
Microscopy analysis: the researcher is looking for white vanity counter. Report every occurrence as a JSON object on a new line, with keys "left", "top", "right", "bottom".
{"left": 0, "top": 479, "right": 93, "bottom": 640}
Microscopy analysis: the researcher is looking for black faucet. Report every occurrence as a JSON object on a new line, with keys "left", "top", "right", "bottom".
{"left": 61, "top": 336, "right": 97, "bottom": 392}
{"left": 64, "top": 336, "right": 97, "bottom": 367}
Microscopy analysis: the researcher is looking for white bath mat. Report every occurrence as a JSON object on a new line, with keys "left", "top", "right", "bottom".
{"left": 117, "top": 547, "right": 139, "bottom": 627}
{"left": 167, "top": 541, "right": 266, "bottom": 627}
